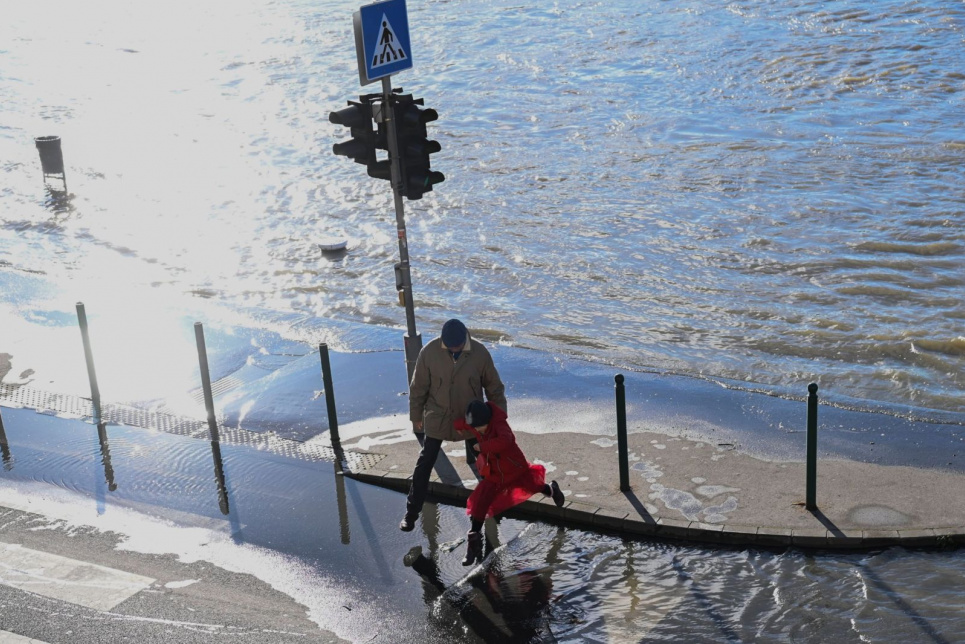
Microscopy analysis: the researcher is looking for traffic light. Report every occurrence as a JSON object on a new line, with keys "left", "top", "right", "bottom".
{"left": 393, "top": 94, "right": 445, "bottom": 200}
{"left": 330, "top": 101, "right": 375, "bottom": 166}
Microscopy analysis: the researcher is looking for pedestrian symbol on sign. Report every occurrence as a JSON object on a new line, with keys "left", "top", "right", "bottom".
{"left": 371, "top": 15, "right": 407, "bottom": 68}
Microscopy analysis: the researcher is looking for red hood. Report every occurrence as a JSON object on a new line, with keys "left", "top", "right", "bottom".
{"left": 486, "top": 401, "right": 507, "bottom": 423}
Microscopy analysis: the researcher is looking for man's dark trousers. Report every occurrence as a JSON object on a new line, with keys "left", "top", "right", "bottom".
{"left": 406, "top": 436, "right": 443, "bottom": 516}
{"left": 406, "top": 435, "right": 479, "bottom": 517}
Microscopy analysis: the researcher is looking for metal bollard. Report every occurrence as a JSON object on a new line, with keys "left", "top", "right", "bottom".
{"left": 806, "top": 382, "right": 819, "bottom": 511}
{"left": 194, "top": 323, "right": 220, "bottom": 441}
{"left": 615, "top": 374, "right": 630, "bottom": 492}
{"left": 319, "top": 343, "right": 340, "bottom": 443}
{"left": 76, "top": 303, "right": 102, "bottom": 422}
{"left": 0, "top": 407, "right": 11, "bottom": 467}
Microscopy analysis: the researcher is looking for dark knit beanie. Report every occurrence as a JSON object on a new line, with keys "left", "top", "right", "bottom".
{"left": 466, "top": 400, "right": 492, "bottom": 428}
{"left": 441, "top": 319, "right": 467, "bottom": 348}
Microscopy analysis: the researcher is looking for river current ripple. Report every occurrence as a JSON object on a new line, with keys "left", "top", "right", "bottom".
{"left": 1, "top": 0, "right": 963, "bottom": 420}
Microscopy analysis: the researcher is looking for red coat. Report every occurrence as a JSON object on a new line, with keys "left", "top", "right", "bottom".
{"left": 454, "top": 403, "right": 529, "bottom": 485}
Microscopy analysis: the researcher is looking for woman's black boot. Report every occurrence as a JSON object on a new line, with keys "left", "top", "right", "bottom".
{"left": 462, "top": 531, "right": 483, "bottom": 566}
{"left": 550, "top": 480, "right": 565, "bottom": 507}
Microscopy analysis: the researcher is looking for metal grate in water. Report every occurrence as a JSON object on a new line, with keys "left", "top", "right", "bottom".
{"left": 0, "top": 383, "right": 384, "bottom": 472}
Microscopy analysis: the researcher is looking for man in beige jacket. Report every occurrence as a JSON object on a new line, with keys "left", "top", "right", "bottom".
{"left": 400, "top": 319, "right": 507, "bottom": 531}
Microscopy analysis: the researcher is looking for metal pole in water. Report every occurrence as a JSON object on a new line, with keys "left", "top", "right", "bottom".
{"left": 194, "top": 323, "right": 220, "bottom": 441}
{"left": 806, "top": 382, "right": 819, "bottom": 511}
{"left": 319, "top": 343, "right": 340, "bottom": 443}
{"left": 321, "top": 342, "right": 350, "bottom": 540}
{"left": 615, "top": 374, "right": 630, "bottom": 492}
{"left": 76, "top": 302, "right": 102, "bottom": 422}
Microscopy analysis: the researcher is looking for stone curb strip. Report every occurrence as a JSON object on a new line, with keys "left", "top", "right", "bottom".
{"left": 343, "top": 468, "right": 965, "bottom": 551}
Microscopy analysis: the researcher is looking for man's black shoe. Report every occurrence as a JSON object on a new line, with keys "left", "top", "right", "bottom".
{"left": 550, "top": 480, "right": 565, "bottom": 508}
{"left": 399, "top": 513, "right": 418, "bottom": 532}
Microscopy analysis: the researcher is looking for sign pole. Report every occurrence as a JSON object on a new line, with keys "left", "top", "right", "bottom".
{"left": 381, "top": 76, "right": 422, "bottom": 383}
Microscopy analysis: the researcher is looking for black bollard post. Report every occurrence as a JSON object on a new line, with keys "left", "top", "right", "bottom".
{"left": 321, "top": 343, "right": 350, "bottom": 542}
{"left": 615, "top": 374, "right": 630, "bottom": 492}
{"left": 76, "top": 303, "right": 102, "bottom": 422}
{"left": 806, "top": 383, "right": 819, "bottom": 511}
{"left": 194, "top": 323, "right": 220, "bottom": 441}
{"left": 319, "top": 343, "right": 340, "bottom": 443}
{"left": 0, "top": 408, "right": 11, "bottom": 468}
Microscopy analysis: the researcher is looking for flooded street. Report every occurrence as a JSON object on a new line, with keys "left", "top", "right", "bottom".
{"left": 1, "top": 405, "right": 964, "bottom": 642}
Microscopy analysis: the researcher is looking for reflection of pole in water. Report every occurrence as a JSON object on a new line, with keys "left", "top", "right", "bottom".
{"left": 96, "top": 423, "right": 117, "bottom": 491}
{"left": 545, "top": 526, "right": 566, "bottom": 565}
{"left": 331, "top": 442, "right": 351, "bottom": 544}
{"left": 334, "top": 469, "right": 351, "bottom": 545}
{"left": 0, "top": 408, "right": 12, "bottom": 469}
{"left": 623, "top": 539, "right": 641, "bottom": 619}
{"left": 210, "top": 439, "right": 230, "bottom": 516}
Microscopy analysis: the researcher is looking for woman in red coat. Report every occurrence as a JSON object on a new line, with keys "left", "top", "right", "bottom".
{"left": 454, "top": 400, "right": 565, "bottom": 566}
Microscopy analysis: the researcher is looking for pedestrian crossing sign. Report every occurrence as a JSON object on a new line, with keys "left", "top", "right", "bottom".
{"left": 354, "top": 0, "right": 413, "bottom": 86}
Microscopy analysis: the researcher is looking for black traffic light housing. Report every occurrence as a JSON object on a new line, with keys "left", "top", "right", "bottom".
{"left": 329, "top": 101, "right": 376, "bottom": 166}
{"left": 330, "top": 90, "right": 444, "bottom": 199}
{"left": 392, "top": 93, "right": 445, "bottom": 200}
{"left": 330, "top": 95, "right": 393, "bottom": 182}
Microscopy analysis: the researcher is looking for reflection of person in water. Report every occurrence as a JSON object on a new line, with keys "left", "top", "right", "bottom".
{"left": 406, "top": 546, "right": 553, "bottom": 642}
{"left": 468, "top": 567, "right": 554, "bottom": 640}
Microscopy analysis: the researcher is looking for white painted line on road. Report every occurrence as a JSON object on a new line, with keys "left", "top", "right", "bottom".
{"left": 0, "top": 630, "right": 50, "bottom": 643}
{"left": 0, "top": 541, "right": 154, "bottom": 611}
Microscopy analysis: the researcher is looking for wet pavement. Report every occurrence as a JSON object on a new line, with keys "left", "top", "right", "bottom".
{"left": 0, "top": 502, "right": 337, "bottom": 644}
{"left": 0, "top": 405, "right": 587, "bottom": 643}
{"left": 302, "top": 345, "right": 965, "bottom": 551}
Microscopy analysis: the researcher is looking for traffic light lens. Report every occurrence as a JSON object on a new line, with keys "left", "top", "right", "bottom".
{"left": 333, "top": 140, "right": 369, "bottom": 158}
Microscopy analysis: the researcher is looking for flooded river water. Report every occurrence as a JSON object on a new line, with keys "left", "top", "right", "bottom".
{"left": 1, "top": 0, "right": 963, "bottom": 418}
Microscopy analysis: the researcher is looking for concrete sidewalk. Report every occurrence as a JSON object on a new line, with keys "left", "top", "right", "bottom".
{"left": 339, "top": 427, "right": 965, "bottom": 550}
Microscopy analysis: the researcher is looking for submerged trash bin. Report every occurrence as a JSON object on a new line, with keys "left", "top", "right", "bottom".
{"left": 34, "top": 135, "right": 65, "bottom": 178}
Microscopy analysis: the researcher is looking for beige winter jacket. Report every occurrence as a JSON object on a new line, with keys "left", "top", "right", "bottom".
{"left": 408, "top": 331, "right": 507, "bottom": 441}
